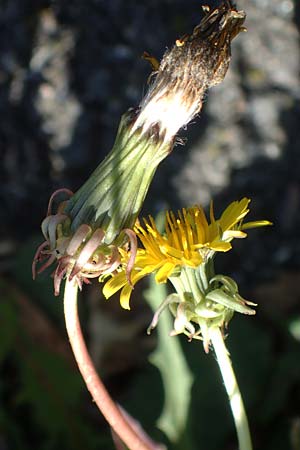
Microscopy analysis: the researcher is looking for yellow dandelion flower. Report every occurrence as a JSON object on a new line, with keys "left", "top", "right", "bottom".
{"left": 103, "top": 198, "right": 271, "bottom": 309}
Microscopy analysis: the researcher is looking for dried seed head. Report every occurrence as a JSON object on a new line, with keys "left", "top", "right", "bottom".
{"left": 133, "top": 1, "right": 246, "bottom": 142}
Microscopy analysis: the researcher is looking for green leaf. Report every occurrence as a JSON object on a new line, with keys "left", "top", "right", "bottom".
{"left": 145, "top": 276, "right": 194, "bottom": 446}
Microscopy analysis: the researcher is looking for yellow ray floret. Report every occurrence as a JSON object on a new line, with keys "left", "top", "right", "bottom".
{"left": 102, "top": 198, "right": 271, "bottom": 309}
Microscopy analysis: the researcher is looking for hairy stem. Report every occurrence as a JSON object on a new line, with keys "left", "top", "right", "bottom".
{"left": 209, "top": 327, "right": 253, "bottom": 450}
{"left": 63, "top": 278, "right": 158, "bottom": 450}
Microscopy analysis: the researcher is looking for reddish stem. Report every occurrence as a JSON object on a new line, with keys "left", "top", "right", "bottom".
{"left": 63, "top": 279, "right": 160, "bottom": 450}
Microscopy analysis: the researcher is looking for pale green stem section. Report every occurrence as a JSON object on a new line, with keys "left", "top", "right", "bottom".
{"left": 209, "top": 327, "right": 253, "bottom": 450}
{"left": 63, "top": 279, "right": 157, "bottom": 450}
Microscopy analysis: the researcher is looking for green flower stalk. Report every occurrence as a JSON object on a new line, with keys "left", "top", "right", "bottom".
{"left": 33, "top": 1, "right": 246, "bottom": 296}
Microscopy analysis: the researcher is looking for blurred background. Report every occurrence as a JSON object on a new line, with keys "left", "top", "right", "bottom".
{"left": 1, "top": 0, "right": 300, "bottom": 449}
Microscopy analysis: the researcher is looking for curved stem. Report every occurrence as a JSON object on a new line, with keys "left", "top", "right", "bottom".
{"left": 63, "top": 278, "right": 159, "bottom": 450}
{"left": 209, "top": 327, "right": 253, "bottom": 450}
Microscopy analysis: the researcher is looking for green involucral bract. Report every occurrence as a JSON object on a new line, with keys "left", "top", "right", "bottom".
{"left": 64, "top": 110, "right": 171, "bottom": 244}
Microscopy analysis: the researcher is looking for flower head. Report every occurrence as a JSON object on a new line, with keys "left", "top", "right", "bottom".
{"left": 33, "top": 2, "right": 246, "bottom": 297}
{"left": 32, "top": 189, "right": 136, "bottom": 295}
{"left": 103, "top": 198, "right": 270, "bottom": 310}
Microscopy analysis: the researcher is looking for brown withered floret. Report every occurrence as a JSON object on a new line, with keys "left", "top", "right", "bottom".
{"left": 142, "top": 1, "right": 246, "bottom": 118}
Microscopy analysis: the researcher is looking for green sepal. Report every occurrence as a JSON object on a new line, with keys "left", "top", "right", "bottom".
{"left": 205, "top": 289, "right": 256, "bottom": 315}
{"left": 210, "top": 274, "right": 239, "bottom": 293}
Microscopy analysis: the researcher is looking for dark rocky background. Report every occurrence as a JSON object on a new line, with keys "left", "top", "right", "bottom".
{"left": 1, "top": 1, "right": 300, "bottom": 449}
